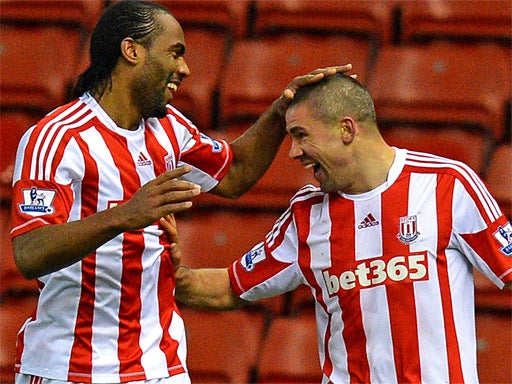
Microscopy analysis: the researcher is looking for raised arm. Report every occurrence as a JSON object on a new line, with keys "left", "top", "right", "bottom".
{"left": 212, "top": 65, "right": 354, "bottom": 198}
{"left": 161, "top": 215, "right": 245, "bottom": 310}
{"left": 13, "top": 167, "right": 201, "bottom": 279}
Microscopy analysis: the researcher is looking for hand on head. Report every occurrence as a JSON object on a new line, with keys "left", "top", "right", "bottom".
{"left": 277, "top": 64, "right": 355, "bottom": 115}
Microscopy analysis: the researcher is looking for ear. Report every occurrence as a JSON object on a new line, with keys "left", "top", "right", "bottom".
{"left": 120, "top": 37, "right": 140, "bottom": 65}
{"left": 339, "top": 117, "right": 357, "bottom": 145}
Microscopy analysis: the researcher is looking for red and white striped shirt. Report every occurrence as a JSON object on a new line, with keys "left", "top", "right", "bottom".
{"left": 11, "top": 94, "right": 232, "bottom": 383}
{"left": 229, "top": 148, "right": 512, "bottom": 384}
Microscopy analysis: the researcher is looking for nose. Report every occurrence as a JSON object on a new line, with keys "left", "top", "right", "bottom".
{"left": 288, "top": 138, "right": 303, "bottom": 159}
{"left": 178, "top": 57, "right": 190, "bottom": 77}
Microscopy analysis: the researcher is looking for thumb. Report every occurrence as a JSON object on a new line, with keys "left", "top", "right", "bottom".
{"left": 159, "top": 214, "right": 183, "bottom": 270}
{"left": 170, "top": 242, "right": 183, "bottom": 271}
{"left": 160, "top": 214, "right": 178, "bottom": 243}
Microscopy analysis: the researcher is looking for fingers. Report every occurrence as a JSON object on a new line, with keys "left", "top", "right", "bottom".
{"left": 123, "top": 166, "right": 201, "bottom": 230}
{"left": 159, "top": 213, "right": 182, "bottom": 272}
{"left": 159, "top": 214, "right": 183, "bottom": 270}
{"left": 170, "top": 242, "right": 182, "bottom": 270}
{"left": 149, "top": 181, "right": 200, "bottom": 216}
{"left": 153, "top": 167, "right": 202, "bottom": 202}
{"left": 275, "top": 64, "right": 356, "bottom": 115}
{"left": 308, "top": 64, "right": 353, "bottom": 77}
{"left": 159, "top": 214, "right": 178, "bottom": 243}
{"left": 153, "top": 165, "right": 193, "bottom": 186}
{"left": 282, "top": 64, "right": 354, "bottom": 101}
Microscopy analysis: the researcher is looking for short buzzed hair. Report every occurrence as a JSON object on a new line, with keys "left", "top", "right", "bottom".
{"left": 290, "top": 74, "right": 377, "bottom": 126}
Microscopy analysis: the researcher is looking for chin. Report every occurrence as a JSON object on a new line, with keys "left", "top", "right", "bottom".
{"left": 155, "top": 108, "right": 168, "bottom": 119}
{"left": 319, "top": 181, "right": 337, "bottom": 193}
{"left": 144, "top": 105, "right": 168, "bottom": 119}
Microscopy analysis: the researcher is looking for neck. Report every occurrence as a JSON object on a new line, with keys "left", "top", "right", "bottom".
{"left": 346, "top": 141, "right": 396, "bottom": 194}
{"left": 93, "top": 83, "right": 142, "bottom": 131}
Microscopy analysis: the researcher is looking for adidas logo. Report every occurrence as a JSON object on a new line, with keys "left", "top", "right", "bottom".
{"left": 137, "top": 152, "right": 152, "bottom": 167}
{"left": 358, "top": 213, "right": 380, "bottom": 229}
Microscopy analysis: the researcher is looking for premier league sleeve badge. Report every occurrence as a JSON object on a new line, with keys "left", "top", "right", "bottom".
{"left": 494, "top": 222, "right": 512, "bottom": 256}
{"left": 18, "top": 186, "right": 57, "bottom": 216}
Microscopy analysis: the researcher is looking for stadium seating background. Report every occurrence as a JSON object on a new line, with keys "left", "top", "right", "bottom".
{"left": 0, "top": 1, "right": 510, "bottom": 383}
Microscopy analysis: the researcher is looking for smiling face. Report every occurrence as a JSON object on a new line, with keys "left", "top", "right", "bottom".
{"left": 285, "top": 74, "right": 395, "bottom": 195}
{"left": 286, "top": 102, "right": 355, "bottom": 193}
{"left": 132, "top": 13, "right": 190, "bottom": 119}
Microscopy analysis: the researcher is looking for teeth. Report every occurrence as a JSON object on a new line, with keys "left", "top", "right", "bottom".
{"left": 167, "top": 83, "right": 178, "bottom": 91}
{"left": 304, "top": 163, "right": 317, "bottom": 169}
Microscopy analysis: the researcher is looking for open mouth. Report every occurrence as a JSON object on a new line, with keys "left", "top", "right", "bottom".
{"left": 304, "top": 162, "right": 321, "bottom": 176}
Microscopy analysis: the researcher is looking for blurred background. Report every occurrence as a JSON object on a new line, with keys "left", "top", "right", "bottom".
{"left": 0, "top": 1, "right": 510, "bottom": 383}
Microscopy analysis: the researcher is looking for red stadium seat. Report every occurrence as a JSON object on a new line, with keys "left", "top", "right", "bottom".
{"left": 0, "top": 0, "right": 104, "bottom": 32}
{"left": 175, "top": 208, "right": 277, "bottom": 268}
{"left": 476, "top": 310, "right": 512, "bottom": 383}
{"left": 155, "top": 0, "right": 251, "bottom": 38}
{"left": 0, "top": 203, "right": 39, "bottom": 297}
{"left": 0, "top": 112, "right": 40, "bottom": 202}
{"left": 282, "top": 284, "right": 315, "bottom": 316}
{"left": 367, "top": 43, "right": 511, "bottom": 142}
{"left": 0, "top": 294, "right": 38, "bottom": 383}
{"left": 484, "top": 143, "right": 512, "bottom": 220}
{"left": 174, "top": 207, "right": 287, "bottom": 314}
{"left": 255, "top": 312, "right": 322, "bottom": 383}
{"left": 180, "top": 308, "right": 266, "bottom": 383}
{"left": 168, "top": 27, "right": 229, "bottom": 130}
{"left": 0, "top": 24, "right": 84, "bottom": 114}
{"left": 473, "top": 269, "right": 512, "bottom": 313}
{"left": 398, "top": 0, "right": 512, "bottom": 45}
{"left": 252, "top": 0, "right": 395, "bottom": 45}
{"left": 381, "top": 124, "right": 493, "bottom": 175}
{"left": 218, "top": 34, "right": 371, "bottom": 126}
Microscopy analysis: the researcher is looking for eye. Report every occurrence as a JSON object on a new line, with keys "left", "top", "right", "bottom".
{"left": 288, "top": 127, "right": 308, "bottom": 141}
{"left": 169, "top": 43, "right": 186, "bottom": 60}
{"left": 296, "top": 131, "right": 307, "bottom": 140}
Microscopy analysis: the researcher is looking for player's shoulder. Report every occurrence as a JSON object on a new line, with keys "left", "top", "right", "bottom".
{"left": 289, "top": 184, "right": 325, "bottom": 207}
{"left": 162, "top": 104, "right": 198, "bottom": 130}
{"left": 402, "top": 149, "right": 479, "bottom": 180}
{"left": 28, "top": 98, "right": 93, "bottom": 138}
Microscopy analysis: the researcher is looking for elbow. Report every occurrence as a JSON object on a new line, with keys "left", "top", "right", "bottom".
{"left": 222, "top": 188, "right": 246, "bottom": 200}
{"left": 210, "top": 183, "right": 247, "bottom": 200}
{"left": 14, "top": 254, "right": 39, "bottom": 280}
{"left": 12, "top": 237, "right": 43, "bottom": 280}
{"left": 211, "top": 173, "right": 256, "bottom": 200}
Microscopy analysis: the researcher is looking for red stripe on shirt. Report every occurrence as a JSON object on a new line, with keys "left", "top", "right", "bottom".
{"left": 155, "top": 114, "right": 181, "bottom": 167}
{"left": 382, "top": 173, "right": 422, "bottom": 383}
{"left": 329, "top": 197, "right": 371, "bottom": 383}
{"left": 157, "top": 238, "right": 186, "bottom": 373}
{"left": 99, "top": 129, "right": 146, "bottom": 379}
{"left": 68, "top": 134, "right": 100, "bottom": 380}
{"left": 118, "top": 231, "right": 145, "bottom": 380}
{"left": 294, "top": 194, "right": 336, "bottom": 379}
{"left": 435, "top": 174, "right": 464, "bottom": 383}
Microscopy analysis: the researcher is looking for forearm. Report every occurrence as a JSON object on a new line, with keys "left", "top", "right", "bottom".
{"left": 174, "top": 266, "right": 244, "bottom": 310}
{"left": 12, "top": 206, "right": 127, "bottom": 279}
{"left": 12, "top": 166, "right": 200, "bottom": 279}
{"left": 214, "top": 99, "right": 287, "bottom": 198}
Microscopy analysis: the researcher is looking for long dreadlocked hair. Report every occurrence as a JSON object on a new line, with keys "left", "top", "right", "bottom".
{"left": 71, "top": 0, "right": 171, "bottom": 99}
